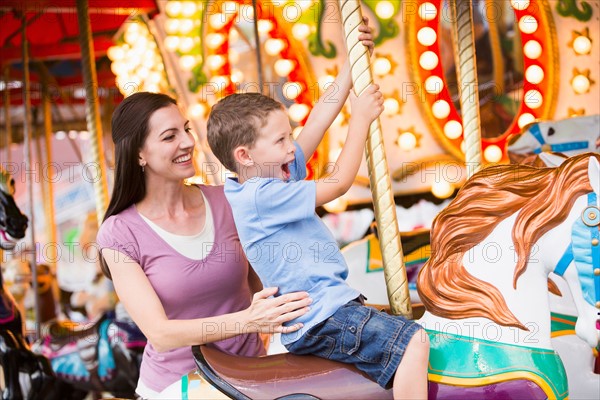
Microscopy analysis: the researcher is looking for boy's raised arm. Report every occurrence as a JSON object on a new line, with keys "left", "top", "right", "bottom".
{"left": 296, "top": 19, "right": 374, "bottom": 158}
{"left": 315, "top": 84, "right": 383, "bottom": 207}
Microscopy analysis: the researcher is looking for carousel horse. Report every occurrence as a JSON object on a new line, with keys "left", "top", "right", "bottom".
{"left": 192, "top": 153, "right": 599, "bottom": 399}
{"left": 0, "top": 168, "right": 68, "bottom": 399}
{"left": 507, "top": 114, "right": 600, "bottom": 163}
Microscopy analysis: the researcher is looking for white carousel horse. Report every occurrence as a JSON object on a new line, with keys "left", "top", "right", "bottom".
{"left": 508, "top": 114, "right": 600, "bottom": 161}
{"left": 417, "top": 153, "right": 600, "bottom": 399}
{"left": 192, "top": 153, "right": 599, "bottom": 399}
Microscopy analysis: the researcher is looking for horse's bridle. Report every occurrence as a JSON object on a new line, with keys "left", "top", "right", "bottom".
{"left": 553, "top": 192, "right": 600, "bottom": 336}
{"left": 528, "top": 123, "right": 591, "bottom": 154}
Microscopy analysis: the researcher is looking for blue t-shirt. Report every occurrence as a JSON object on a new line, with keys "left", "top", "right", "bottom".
{"left": 224, "top": 142, "right": 360, "bottom": 344}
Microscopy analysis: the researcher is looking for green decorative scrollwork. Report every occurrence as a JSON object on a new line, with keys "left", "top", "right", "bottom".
{"left": 363, "top": 0, "right": 400, "bottom": 45}
{"left": 187, "top": 0, "right": 210, "bottom": 93}
{"left": 556, "top": 0, "right": 593, "bottom": 22}
{"left": 306, "top": 0, "right": 337, "bottom": 58}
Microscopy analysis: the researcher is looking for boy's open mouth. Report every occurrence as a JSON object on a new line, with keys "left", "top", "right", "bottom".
{"left": 282, "top": 162, "right": 291, "bottom": 180}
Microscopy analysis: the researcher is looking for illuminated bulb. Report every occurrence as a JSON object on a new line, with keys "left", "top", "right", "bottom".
{"left": 484, "top": 145, "right": 503, "bottom": 163}
{"left": 329, "top": 147, "right": 342, "bottom": 161}
{"left": 510, "top": 0, "right": 530, "bottom": 10}
{"left": 209, "top": 14, "right": 228, "bottom": 30}
{"left": 179, "top": 19, "right": 195, "bottom": 34}
{"left": 229, "top": 29, "right": 240, "bottom": 43}
{"left": 417, "top": 27, "right": 437, "bottom": 46}
{"left": 519, "top": 16, "right": 538, "bottom": 34}
{"left": 124, "top": 29, "right": 140, "bottom": 44}
{"left": 68, "top": 130, "right": 79, "bottom": 139}
{"left": 318, "top": 74, "right": 336, "bottom": 91}
{"left": 257, "top": 20, "right": 274, "bottom": 34}
{"left": 431, "top": 180, "right": 454, "bottom": 199}
{"left": 206, "top": 33, "right": 226, "bottom": 49}
{"left": 288, "top": 103, "right": 310, "bottom": 122}
{"left": 179, "top": 37, "right": 195, "bottom": 52}
{"left": 373, "top": 57, "right": 392, "bottom": 76}
{"left": 292, "top": 24, "right": 311, "bottom": 40}
{"left": 432, "top": 100, "right": 450, "bottom": 119}
{"left": 207, "top": 55, "right": 227, "bottom": 70}
{"left": 524, "top": 90, "right": 543, "bottom": 109}
{"left": 229, "top": 49, "right": 240, "bottom": 64}
{"left": 148, "top": 72, "right": 162, "bottom": 84}
{"left": 573, "top": 36, "right": 592, "bottom": 55}
{"left": 107, "top": 46, "right": 125, "bottom": 61}
{"left": 375, "top": 1, "right": 395, "bottom": 19}
{"left": 397, "top": 132, "right": 417, "bottom": 150}
{"left": 165, "top": 19, "right": 180, "bottom": 35}
{"left": 188, "top": 103, "right": 207, "bottom": 119}
{"left": 265, "top": 38, "right": 286, "bottom": 56}
{"left": 572, "top": 75, "right": 591, "bottom": 94}
{"left": 55, "top": 130, "right": 66, "bottom": 140}
{"left": 165, "top": 1, "right": 182, "bottom": 16}
{"left": 525, "top": 65, "right": 544, "bottom": 84}
{"left": 211, "top": 75, "right": 230, "bottom": 88}
{"left": 283, "top": 82, "right": 303, "bottom": 100}
{"left": 164, "top": 36, "right": 180, "bottom": 51}
{"left": 424, "top": 76, "right": 444, "bottom": 94}
{"left": 274, "top": 59, "right": 295, "bottom": 77}
{"left": 323, "top": 197, "right": 348, "bottom": 213}
{"left": 222, "top": 1, "right": 239, "bottom": 16}
{"left": 181, "top": 2, "right": 197, "bottom": 17}
{"left": 230, "top": 69, "right": 244, "bottom": 83}
{"left": 419, "top": 51, "right": 439, "bottom": 70}
{"left": 79, "top": 131, "right": 90, "bottom": 140}
{"left": 332, "top": 113, "right": 344, "bottom": 126}
{"left": 383, "top": 98, "right": 400, "bottom": 115}
{"left": 418, "top": 2, "right": 437, "bottom": 21}
{"left": 292, "top": 126, "right": 303, "bottom": 139}
{"left": 444, "top": 120, "right": 463, "bottom": 139}
{"left": 136, "top": 67, "right": 150, "bottom": 79}
{"left": 179, "top": 55, "right": 198, "bottom": 71}
{"left": 518, "top": 113, "right": 536, "bottom": 128}
{"left": 460, "top": 140, "right": 466, "bottom": 153}
{"left": 523, "top": 40, "right": 542, "bottom": 59}
{"left": 111, "top": 61, "right": 128, "bottom": 76}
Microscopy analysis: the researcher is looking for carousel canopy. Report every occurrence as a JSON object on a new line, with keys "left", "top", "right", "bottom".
{"left": 0, "top": 0, "right": 159, "bottom": 141}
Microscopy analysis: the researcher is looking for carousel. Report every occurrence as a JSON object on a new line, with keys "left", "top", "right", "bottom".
{"left": 0, "top": 0, "right": 599, "bottom": 399}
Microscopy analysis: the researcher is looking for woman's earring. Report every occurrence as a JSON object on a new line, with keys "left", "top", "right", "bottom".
{"left": 140, "top": 162, "right": 146, "bottom": 173}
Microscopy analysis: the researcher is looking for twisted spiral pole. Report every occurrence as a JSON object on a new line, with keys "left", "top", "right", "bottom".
{"left": 450, "top": 0, "right": 483, "bottom": 177}
{"left": 339, "top": 0, "right": 411, "bottom": 318}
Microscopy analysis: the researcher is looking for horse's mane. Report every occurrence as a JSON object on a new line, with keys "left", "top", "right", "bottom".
{"left": 417, "top": 153, "right": 599, "bottom": 329}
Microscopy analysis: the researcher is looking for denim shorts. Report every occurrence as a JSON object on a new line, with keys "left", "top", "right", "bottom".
{"left": 285, "top": 299, "right": 424, "bottom": 388}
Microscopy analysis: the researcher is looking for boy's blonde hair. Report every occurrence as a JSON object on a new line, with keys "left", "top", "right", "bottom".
{"left": 207, "top": 93, "right": 284, "bottom": 172}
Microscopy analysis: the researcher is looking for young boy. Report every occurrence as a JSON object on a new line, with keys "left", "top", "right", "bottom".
{"left": 206, "top": 24, "right": 429, "bottom": 399}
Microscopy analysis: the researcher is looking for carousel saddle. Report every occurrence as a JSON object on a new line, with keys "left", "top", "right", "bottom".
{"left": 192, "top": 345, "right": 393, "bottom": 399}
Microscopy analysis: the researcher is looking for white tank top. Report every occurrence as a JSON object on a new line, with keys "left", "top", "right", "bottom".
{"left": 140, "top": 192, "right": 215, "bottom": 260}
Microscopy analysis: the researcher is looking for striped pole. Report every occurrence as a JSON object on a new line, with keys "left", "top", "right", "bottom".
{"left": 449, "top": 0, "right": 483, "bottom": 177}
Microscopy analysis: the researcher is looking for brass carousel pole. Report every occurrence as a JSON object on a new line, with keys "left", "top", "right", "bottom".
{"left": 339, "top": 0, "right": 411, "bottom": 318}
{"left": 449, "top": 0, "right": 483, "bottom": 177}
{"left": 3, "top": 66, "right": 12, "bottom": 165}
{"left": 41, "top": 77, "right": 58, "bottom": 284}
{"left": 21, "top": 14, "right": 41, "bottom": 340}
{"left": 76, "top": 0, "right": 109, "bottom": 225}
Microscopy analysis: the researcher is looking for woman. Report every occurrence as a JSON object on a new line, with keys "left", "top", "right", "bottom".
{"left": 96, "top": 92, "right": 311, "bottom": 398}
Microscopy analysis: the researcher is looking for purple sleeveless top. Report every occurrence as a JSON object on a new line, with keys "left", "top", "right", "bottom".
{"left": 96, "top": 185, "right": 265, "bottom": 392}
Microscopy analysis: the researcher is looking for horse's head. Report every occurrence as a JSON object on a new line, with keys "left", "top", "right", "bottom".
{"left": 548, "top": 156, "right": 600, "bottom": 349}
{"left": 0, "top": 168, "right": 28, "bottom": 250}
{"left": 508, "top": 114, "right": 600, "bottom": 162}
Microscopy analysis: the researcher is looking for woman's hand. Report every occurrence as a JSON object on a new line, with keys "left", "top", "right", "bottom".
{"left": 244, "top": 287, "right": 312, "bottom": 334}
{"left": 358, "top": 17, "right": 375, "bottom": 56}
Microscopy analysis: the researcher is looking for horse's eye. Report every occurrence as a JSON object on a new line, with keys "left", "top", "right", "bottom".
{"left": 547, "top": 127, "right": 555, "bottom": 136}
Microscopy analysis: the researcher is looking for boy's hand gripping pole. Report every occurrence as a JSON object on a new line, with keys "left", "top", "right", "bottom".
{"left": 339, "top": 0, "right": 412, "bottom": 318}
